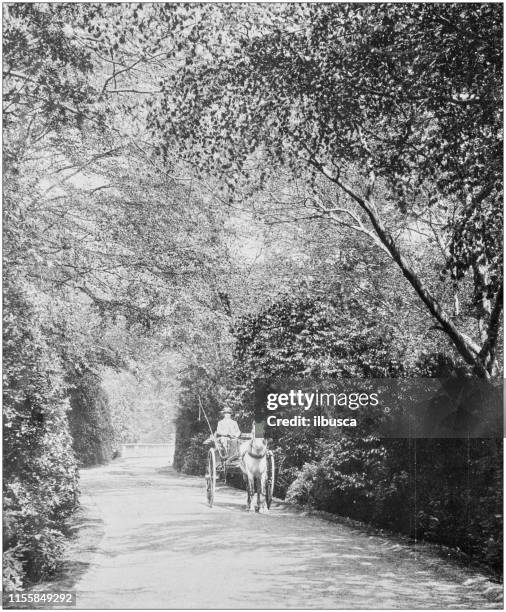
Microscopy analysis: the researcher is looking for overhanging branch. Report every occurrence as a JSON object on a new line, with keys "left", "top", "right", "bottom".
{"left": 306, "top": 155, "right": 486, "bottom": 374}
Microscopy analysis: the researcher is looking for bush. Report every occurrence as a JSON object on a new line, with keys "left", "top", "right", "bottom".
{"left": 287, "top": 437, "right": 503, "bottom": 571}
{"left": 287, "top": 436, "right": 386, "bottom": 519}
{"left": 178, "top": 432, "right": 209, "bottom": 475}
{"left": 285, "top": 461, "right": 320, "bottom": 506}
{"left": 3, "top": 280, "right": 79, "bottom": 589}
{"left": 270, "top": 429, "right": 326, "bottom": 497}
{"left": 2, "top": 550, "right": 23, "bottom": 592}
{"left": 68, "top": 373, "right": 114, "bottom": 466}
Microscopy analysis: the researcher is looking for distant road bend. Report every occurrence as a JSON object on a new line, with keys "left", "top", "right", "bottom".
{"left": 44, "top": 458, "right": 502, "bottom": 609}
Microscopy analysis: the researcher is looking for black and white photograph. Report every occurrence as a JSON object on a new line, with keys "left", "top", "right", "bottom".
{"left": 2, "top": 2, "right": 504, "bottom": 609}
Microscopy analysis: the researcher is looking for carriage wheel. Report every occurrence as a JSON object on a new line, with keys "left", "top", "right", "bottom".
{"left": 265, "top": 450, "right": 275, "bottom": 509}
{"left": 206, "top": 448, "right": 217, "bottom": 507}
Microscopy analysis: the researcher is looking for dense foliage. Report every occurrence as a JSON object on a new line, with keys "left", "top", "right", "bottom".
{"left": 68, "top": 373, "right": 115, "bottom": 467}
{"left": 173, "top": 364, "right": 235, "bottom": 474}
{"left": 233, "top": 295, "right": 404, "bottom": 380}
{"left": 3, "top": 278, "right": 79, "bottom": 589}
{"left": 287, "top": 438, "right": 502, "bottom": 572}
{"left": 155, "top": 3, "right": 503, "bottom": 378}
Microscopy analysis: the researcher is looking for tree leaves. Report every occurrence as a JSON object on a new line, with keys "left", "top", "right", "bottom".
{"left": 151, "top": 3, "right": 502, "bottom": 376}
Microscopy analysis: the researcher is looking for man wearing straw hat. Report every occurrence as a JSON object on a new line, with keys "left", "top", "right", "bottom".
{"left": 215, "top": 405, "right": 241, "bottom": 457}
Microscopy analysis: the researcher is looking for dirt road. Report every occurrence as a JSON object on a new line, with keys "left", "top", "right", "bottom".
{"left": 51, "top": 458, "right": 501, "bottom": 609}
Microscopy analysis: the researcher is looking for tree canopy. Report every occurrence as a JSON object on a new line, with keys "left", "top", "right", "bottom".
{"left": 152, "top": 3, "right": 503, "bottom": 377}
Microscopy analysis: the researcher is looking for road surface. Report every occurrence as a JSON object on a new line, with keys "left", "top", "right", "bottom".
{"left": 46, "top": 458, "right": 502, "bottom": 609}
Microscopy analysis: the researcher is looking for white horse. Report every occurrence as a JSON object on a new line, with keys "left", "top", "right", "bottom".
{"left": 239, "top": 436, "right": 269, "bottom": 512}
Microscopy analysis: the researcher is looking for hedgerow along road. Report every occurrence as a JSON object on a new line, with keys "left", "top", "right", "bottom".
{"left": 41, "top": 457, "right": 502, "bottom": 609}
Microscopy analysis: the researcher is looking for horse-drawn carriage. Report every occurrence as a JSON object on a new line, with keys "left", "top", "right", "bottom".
{"left": 205, "top": 431, "right": 275, "bottom": 511}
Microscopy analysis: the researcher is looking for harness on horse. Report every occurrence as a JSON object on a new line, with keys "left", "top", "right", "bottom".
{"left": 244, "top": 440, "right": 267, "bottom": 460}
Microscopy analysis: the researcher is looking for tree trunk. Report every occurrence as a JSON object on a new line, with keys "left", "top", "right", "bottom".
{"left": 327, "top": 172, "right": 500, "bottom": 378}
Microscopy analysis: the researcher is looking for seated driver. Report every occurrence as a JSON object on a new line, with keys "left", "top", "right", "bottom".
{"left": 216, "top": 406, "right": 241, "bottom": 456}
